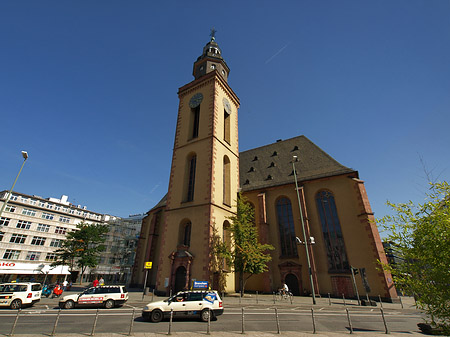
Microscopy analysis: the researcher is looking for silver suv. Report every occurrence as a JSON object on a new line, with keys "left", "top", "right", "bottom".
{"left": 142, "top": 290, "right": 223, "bottom": 322}
{"left": 59, "top": 285, "right": 128, "bottom": 309}
{"left": 0, "top": 282, "right": 42, "bottom": 309}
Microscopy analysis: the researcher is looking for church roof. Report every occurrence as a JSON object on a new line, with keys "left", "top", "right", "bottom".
{"left": 239, "top": 135, "right": 356, "bottom": 192}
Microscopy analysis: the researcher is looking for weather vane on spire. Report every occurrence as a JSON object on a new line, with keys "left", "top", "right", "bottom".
{"left": 210, "top": 27, "right": 217, "bottom": 41}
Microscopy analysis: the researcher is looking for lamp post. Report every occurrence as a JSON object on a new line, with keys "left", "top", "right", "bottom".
{"left": 0, "top": 151, "right": 29, "bottom": 219}
{"left": 292, "top": 155, "right": 316, "bottom": 305}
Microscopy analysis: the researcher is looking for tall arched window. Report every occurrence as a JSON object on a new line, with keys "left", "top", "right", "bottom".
{"left": 315, "top": 190, "right": 349, "bottom": 272}
{"left": 223, "top": 156, "right": 231, "bottom": 206}
{"left": 276, "top": 197, "right": 298, "bottom": 257}
{"left": 191, "top": 106, "right": 200, "bottom": 139}
{"left": 185, "top": 154, "right": 197, "bottom": 202}
{"left": 223, "top": 220, "right": 231, "bottom": 271}
{"left": 178, "top": 220, "right": 191, "bottom": 247}
{"left": 224, "top": 110, "right": 230, "bottom": 144}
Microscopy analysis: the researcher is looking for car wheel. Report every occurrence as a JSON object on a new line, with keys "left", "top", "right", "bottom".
{"left": 104, "top": 299, "right": 114, "bottom": 309}
{"left": 150, "top": 309, "right": 163, "bottom": 323}
{"left": 10, "top": 299, "right": 22, "bottom": 310}
{"left": 201, "top": 309, "right": 212, "bottom": 322}
{"left": 64, "top": 300, "right": 75, "bottom": 309}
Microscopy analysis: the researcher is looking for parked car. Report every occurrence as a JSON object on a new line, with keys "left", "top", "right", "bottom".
{"left": 0, "top": 282, "right": 42, "bottom": 309}
{"left": 142, "top": 290, "right": 223, "bottom": 322}
{"left": 59, "top": 285, "right": 128, "bottom": 309}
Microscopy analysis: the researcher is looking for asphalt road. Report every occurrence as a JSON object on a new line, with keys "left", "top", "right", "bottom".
{"left": 0, "top": 302, "right": 425, "bottom": 336}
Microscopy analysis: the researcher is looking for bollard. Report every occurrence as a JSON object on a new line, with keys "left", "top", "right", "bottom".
{"left": 168, "top": 308, "right": 173, "bottom": 335}
{"left": 399, "top": 296, "right": 404, "bottom": 309}
{"left": 51, "top": 308, "right": 62, "bottom": 336}
{"left": 127, "top": 307, "right": 135, "bottom": 336}
{"left": 311, "top": 308, "right": 316, "bottom": 334}
{"left": 9, "top": 308, "right": 21, "bottom": 336}
{"left": 342, "top": 293, "right": 346, "bottom": 307}
{"left": 90, "top": 308, "right": 100, "bottom": 336}
{"left": 241, "top": 307, "right": 245, "bottom": 334}
{"left": 275, "top": 307, "right": 280, "bottom": 334}
{"left": 380, "top": 308, "right": 389, "bottom": 334}
{"left": 239, "top": 294, "right": 241, "bottom": 304}
{"left": 273, "top": 291, "right": 276, "bottom": 304}
{"left": 152, "top": 289, "right": 154, "bottom": 302}
{"left": 346, "top": 308, "right": 353, "bottom": 334}
{"left": 378, "top": 295, "right": 383, "bottom": 309}
{"left": 289, "top": 293, "right": 293, "bottom": 305}
{"left": 256, "top": 291, "right": 258, "bottom": 304}
{"left": 328, "top": 293, "right": 331, "bottom": 306}
{"left": 206, "top": 307, "right": 211, "bottom": 335}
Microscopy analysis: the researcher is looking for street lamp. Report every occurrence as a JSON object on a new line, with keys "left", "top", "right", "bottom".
{"left": 292, "top": 155, "right": 317, "bottom": 305}
{"left": 0, "top": 151, "right": 29, "bottom": 219}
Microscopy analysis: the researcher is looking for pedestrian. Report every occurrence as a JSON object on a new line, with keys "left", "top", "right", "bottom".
{"left": 93, "top": 278, "right": 99, "bottom": 287}
{"left": 99, "top": 276, "right": 105, "bottom": 286}
{"left": 62, "top": 279, "right": 68, "bottom": 291}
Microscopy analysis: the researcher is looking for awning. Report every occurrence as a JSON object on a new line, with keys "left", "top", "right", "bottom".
{"left": 0, "top": 262, "right": 71, "bottom": 275}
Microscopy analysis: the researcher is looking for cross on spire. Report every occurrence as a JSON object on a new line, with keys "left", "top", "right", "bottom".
{"left": 210, "top": 27, "right": 217, "bottom": 41}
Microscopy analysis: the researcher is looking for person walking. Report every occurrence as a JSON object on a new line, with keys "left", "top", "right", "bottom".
{"left": 93, "top": 278, "right": 99, "bottom": 287}
{"left": 99, "top": 276, "right": 105, "bottom": 286}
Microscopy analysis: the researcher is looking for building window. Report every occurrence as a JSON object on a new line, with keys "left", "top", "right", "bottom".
{"left": 45, "top": 253, "right": 57, "bottom": 261}
{"left": 5, "top": 205, "right": 16, "bottom": 213}
{"left": 31, "top": 236, "right": 46, "bottom": 246}
{"left": 315, "top": 190, "right": 350, "bottom": 272}
{"left": 26, "top": 251, "right": 41, "bottom": 261}
{"left": 37, "top": 223, "right": 50, "bottom": 232}
{"left": 0, "top": 217, "right": 10, "bottom": 226}
{"left": 10, "top": 233, "right": 27, "bottom": 244}
{"left": 16, "top": 220, "right": 31, "bottom": 229}
{"left": 54, "top": 205, "right": 61, "bottom": 211}
{"left": 46, "top": 204, "right": 53, "bottom": 209}
{"left": 39, "top": 202, "right": 45, "bottom": 207}
{"left": 10, "top": 195, "right": 18, "bottom": 201}
{"left": 0, "top": 231, "right": 4, "bottom": 241}
{"left": 59, "top": 216, "right": 70, "bottom": 223}
{"left": 3, "top": 249, "right": 20, "bottom": 260}
{"left": 55, "top": 226, "right": 67, "bottom": 235}
{"left": 185, "top": 154, "right": 197, "bottom": 202}
{"left": 69, "top": 209, "right": 75, "bottom": 214}
{"left": 30, "top": 199, "right": 37, "bottom": 205}
{"left": 182, "top": 221, "right": 192, "bottom": 247}
{"left": 42, "top": 212, "right": 54, "bottom": 220}
{"left": 276, "top": 197, "right": 298, "bottom": 257}
{"left": 224, "top": 110, "right": 230, "bottom": 144}
{"left": 50, "top": 239, "right": 63, "bottom": 248}
{"left": 223, "top": 156, "right": 231, "bottom": 206}
{"left": 191, "top": 106, "right": 200, "bottom": 139}
{"left": 22, "top": 208, "right": 36, "bottom": 216}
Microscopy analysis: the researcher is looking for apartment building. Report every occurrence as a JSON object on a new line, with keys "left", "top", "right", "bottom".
{"left": 0, "top": 190, "right": 110, "bottom": 283}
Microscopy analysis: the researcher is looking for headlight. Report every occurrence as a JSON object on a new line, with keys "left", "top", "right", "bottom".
{"left": 144, "top": 306, "right": 149, "bottom": 310}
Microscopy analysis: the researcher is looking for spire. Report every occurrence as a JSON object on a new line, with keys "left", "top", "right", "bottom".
{"left": 193, "top": 29, "right": 230, "bottom": 82}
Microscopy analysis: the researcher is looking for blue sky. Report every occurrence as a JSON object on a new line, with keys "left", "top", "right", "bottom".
{"left": 1, "top": 1, "right": 449, "bottom": 234}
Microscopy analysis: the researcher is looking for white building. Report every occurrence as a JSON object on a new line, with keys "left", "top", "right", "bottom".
{"left": 0, "top": 190, "right": 110, "bottom": 283}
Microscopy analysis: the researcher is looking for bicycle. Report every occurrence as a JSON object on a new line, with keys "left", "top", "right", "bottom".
{"left": 276, "top": 289, "right": 293, "bottom": 300}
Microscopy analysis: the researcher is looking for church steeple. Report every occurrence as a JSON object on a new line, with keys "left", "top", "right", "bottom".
{"left": 193, "top": 28, "right": 230, "bottom": 81}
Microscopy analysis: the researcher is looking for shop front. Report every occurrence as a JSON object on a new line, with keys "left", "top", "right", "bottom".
{"left": 0, "top": 261, "right": 71, "bottom": 283}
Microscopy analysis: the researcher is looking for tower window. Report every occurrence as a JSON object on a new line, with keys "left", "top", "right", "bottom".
{"left": 223, "top": 156, "right": 231, "bottom": 206}
{"left": 185, "top": 154, "right": 197, "bottom": 202}
{"left": 210, "top": 64, "right": 216, "bottom": 69}
{"left": 191, "top": 106, "right": 200, "bottom": 139}
{"left": 224, "top": 110, "right": 230, "bottom": 144}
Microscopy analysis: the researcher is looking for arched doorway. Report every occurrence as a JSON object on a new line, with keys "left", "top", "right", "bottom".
{"left": 285, "top": 273, "right": 300, "bottom": 296}
{"left": 174, "top": 266, "right": 187, "bottom": 292}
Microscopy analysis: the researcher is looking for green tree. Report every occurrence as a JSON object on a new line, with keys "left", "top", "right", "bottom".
{"left": 52, "top": 222, "right": 109, "bottom": 283}
{"left": 378, "top": 181, "right": 450, "bottom": 333}
{"left": 226, "top": 193, "right": 274, "bottom": 296}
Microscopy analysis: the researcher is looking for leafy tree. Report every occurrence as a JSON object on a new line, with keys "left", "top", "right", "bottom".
{"left": 378, "top": 181, "right": 450, "bottom": 333}
{"left": 224, "top": 193, "right": 274, "bottom": 296}
{"left": 52, "top": 222, "right": 109, "bottom": 283}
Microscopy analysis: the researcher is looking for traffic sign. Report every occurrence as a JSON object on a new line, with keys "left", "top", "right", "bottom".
{"left": 144, "top": 262, "right": 153, "bottom": 269}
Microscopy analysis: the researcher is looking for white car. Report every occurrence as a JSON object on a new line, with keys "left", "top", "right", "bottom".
{"left": 59, "top": 285, "right": 128, "bottom": 309}
{"left": 0, "top": 282, "right": 42, "bottom": 309}
{"left": 142, "top": 290, "right": 223, "bottom": 322}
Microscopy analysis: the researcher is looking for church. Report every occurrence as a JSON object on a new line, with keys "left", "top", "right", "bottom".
{"left": 131, "top": 33, "right": 397, "bottom": 301}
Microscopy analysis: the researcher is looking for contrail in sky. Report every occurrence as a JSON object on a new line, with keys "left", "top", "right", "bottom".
{"left": 265, "top": 43, "right": 289, "bottom": 64}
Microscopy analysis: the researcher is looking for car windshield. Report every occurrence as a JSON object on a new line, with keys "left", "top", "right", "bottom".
{"left": 0, "top": 284, "right": 27, "bottom": 292}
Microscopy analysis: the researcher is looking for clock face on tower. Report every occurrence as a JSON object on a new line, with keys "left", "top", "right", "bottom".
{"left": 223, "top": 97, "right": 232, "bottom": 114}
{"left": 189, "top": 93, "right": 203, "bottom": 108}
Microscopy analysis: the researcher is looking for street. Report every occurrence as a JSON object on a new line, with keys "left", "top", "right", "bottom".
{"left": 0, "top": 302, "right": 425, "bottom": 335}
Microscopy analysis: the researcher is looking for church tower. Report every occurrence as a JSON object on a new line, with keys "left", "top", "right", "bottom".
{"left": 156, "top": 31, "right": 240, "bottom": 293}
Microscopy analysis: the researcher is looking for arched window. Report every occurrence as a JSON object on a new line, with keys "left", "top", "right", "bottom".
{"left": 179, "top": 220, "right": 191, "bottom": 247}
{"left": 315, "top": 190, "right": 349, "bottom": 272}
{"left": 223, "top": 220, "right": 231, "bottom": 271}
{"left": 223, "top": 156, "right": 231, "bottom": 206}
{"left": 276, "top": 197, "right": 298, "bottom": 257}
{"left": 191, "top": 106, "right": 200, "bottom": 139}
{"left": 185, "top": 154, "right": 197, "bottom": 202}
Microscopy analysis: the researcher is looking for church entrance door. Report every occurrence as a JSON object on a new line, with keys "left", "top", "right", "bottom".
{"left": 285, "top": 273, "right": 301, "bottom": 296}
{"left": 174, "top": 266, "right": 187, "bottom": 292}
